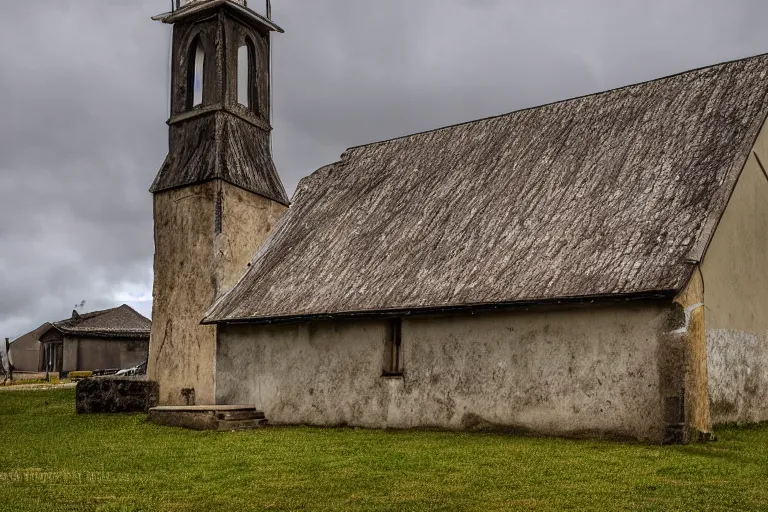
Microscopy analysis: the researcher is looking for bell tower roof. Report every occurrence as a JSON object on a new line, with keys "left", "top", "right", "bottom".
{"left": 149, "top": 0, "right": 289, "bottom": 205}
{"left": 152, "top": 0, "right": 284, "bottom": 33}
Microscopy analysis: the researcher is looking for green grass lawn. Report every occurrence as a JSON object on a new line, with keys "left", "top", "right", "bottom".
{"left": 2, "top": 389, "right": 768, "bottom": 512}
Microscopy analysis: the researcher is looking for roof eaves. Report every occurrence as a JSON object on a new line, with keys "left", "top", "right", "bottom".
{"left": 203, "top": 289, "right": 678, "bottom": 326}
{"left": 53, "top": 327, "right": 150, "bottom": 339}
{"left": 150, "top": 176, "right": 291, "bottom": 207}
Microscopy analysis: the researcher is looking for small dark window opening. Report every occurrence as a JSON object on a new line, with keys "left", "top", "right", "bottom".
{"left": 214, "top": 190, "right": 223, "bottom": 234}
{"left": 181, "top": 388, "right": 196, "bottom": 406}
{"left": 187, "top": 37, "right": 205, "bottom": 109}
{"left": 383, "top": 319, "right": 403, "bottom": 376}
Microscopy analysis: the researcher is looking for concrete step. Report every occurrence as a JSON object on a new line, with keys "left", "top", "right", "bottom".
{"left": 147, "top": 404, "right": 267, "bottom": 431}
{"left": 216, "top": 418, "right": 269, "bottom": 431}
{"left": 215, "top": 410, "right": 266, "bottom": 421}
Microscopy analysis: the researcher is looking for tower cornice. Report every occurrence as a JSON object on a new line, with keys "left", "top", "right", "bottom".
{"left": 152, "top": 0, "right": 284, "bottom": 34}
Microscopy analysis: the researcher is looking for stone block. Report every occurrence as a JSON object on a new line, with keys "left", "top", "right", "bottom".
{"left": 75, "top": 378, "right": 159, "bottom": 414}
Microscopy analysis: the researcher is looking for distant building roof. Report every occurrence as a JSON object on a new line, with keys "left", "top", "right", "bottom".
{"left": 206, "top": 53, "right": 768, "bottom": 324}
{"left": 50, "top": 305, "right": 151, "bottom": 340}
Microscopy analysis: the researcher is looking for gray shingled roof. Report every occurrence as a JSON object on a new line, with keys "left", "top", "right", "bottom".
{"left": 205, "top": 54, "right": 768, "bottom": 324}
{"left": 52, "top": 305, "right": 151, "bottom": 339}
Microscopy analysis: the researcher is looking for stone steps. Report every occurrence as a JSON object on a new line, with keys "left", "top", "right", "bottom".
{"left": 216, "top": 418, "right": 269, "bottom": 431}
{"left": 215, "top": 410, "right": 265, "bottom": 421}
{"left": 147, "top": 405, "right": 267, "bottom": 431}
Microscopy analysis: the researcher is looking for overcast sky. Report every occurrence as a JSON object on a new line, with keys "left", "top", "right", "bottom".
{"left": 2, "top": 0, "right": 768, "bottom": 339}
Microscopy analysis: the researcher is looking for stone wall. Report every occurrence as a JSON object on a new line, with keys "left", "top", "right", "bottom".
{"left": 75, "top": 378, "right": 159, "bottom": 414}
{"left": 217, "top": 303, "right": 672, "bottom": 442}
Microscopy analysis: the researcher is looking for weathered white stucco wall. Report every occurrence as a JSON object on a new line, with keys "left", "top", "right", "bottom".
{"left": 702, "top": 123, "right": 768, "bottom": 424}
{"left": 150, "top": 181, "right": 286, "bottom": 405}
{"left": 218, "top": 304, "right": 671, "bottom": 441}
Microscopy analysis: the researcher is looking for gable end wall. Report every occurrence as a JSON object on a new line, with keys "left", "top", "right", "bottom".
{"left": 8, "top": 335, "right": 43, "bottom": 372}
{"left": 702, "top": 118, "right": 768, "bottom": 424}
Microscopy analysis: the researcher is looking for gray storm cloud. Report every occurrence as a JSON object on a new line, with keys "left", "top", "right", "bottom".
{"left": 2, "top": 0, "right": 768, "bottom": 338}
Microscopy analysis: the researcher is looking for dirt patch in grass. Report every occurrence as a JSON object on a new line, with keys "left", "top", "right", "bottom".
{"left": 0, "top": 381, "right": 75, "bottom": 392}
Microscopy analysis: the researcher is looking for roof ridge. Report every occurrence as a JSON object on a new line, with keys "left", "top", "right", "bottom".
{"left": 53, "top": 309, "right": 102, "bottom": 326}
{"left": 344, "top": 51, "right": 768, "bottom": 153}
{"left": 52, "top": 304, "right": 145, "bottom": 327}
{"left": 117, "top": 303, "right": 151, "bottom": 322}
{"left": 78, "top": 308, "right": 111, "bottom": 320}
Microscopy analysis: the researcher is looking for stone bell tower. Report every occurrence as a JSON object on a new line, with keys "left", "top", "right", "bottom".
{"left": 148, "top": 0, "right": 289, "bottom": 405}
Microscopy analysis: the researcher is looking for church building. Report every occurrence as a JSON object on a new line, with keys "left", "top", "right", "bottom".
{"left": 148, "top": 0, "right": 768, "bottom": 443}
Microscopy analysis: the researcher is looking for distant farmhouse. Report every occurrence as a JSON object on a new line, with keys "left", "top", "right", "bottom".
{"left": 9, "top": 305, "right": 150, "bottom": 374}
{"left": 148, "top": 0, "right": 768, "bottom": 443}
